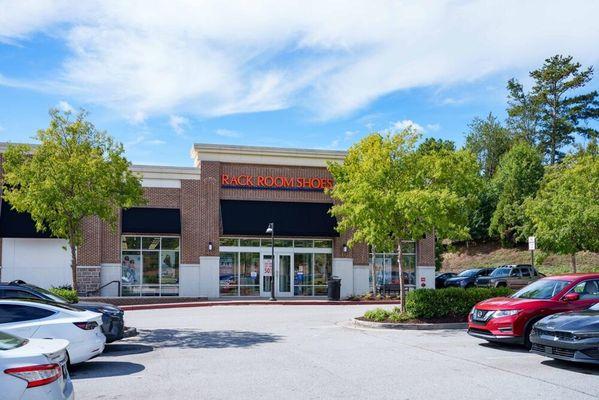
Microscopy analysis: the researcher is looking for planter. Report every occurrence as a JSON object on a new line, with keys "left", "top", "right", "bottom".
{"left": 351, "top": 317, "right": 467, "bottom": 330}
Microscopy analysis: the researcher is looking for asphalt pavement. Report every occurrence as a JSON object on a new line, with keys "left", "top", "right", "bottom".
{"left": 71, "top": 304, "right": 599, "bottom": 400}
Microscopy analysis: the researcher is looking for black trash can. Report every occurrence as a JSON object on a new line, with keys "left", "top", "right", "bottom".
{"left": 327, "top": 277, "right": 341, "bottom": 301}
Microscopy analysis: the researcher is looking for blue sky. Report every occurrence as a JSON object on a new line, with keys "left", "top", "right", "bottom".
{"left": 1, "top": 1, "right": 598, "bottom": 166}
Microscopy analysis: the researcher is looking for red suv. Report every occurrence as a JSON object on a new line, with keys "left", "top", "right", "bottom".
{"left": 468, "top": 274, "right": 599, "bottom": 348}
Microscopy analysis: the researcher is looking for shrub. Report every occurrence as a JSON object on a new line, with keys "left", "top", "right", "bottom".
{"left": 405, "top": 287, "right": 513, "bottom": 320}
{"left": 363, "top": 308, "right": 392, "bottom": 322}
{"left": 49, "top": 287, "right": 79, "bottom": 303}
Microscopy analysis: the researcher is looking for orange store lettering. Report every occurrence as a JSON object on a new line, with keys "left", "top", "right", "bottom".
{"left": 221, "top": 174, "right": 334, "bottom": 191}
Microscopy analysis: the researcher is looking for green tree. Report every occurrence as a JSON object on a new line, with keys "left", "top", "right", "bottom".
{"left": 506, "top": 78, "right": 541, "bottom": 144}
{"left": 2, "top": 109, "right": 145, "bottom": 291}
{"left": 465, "top": 113, "right": 514, "bottom": 178}
{"left": 328, "top": 129, "right": 481, "bottom": 310}
{"left": 489, "top": 143, "right": 544, "bottom": 246}
{"left": 524, "top": 148, "right": 599, "bottom": 272}
{"left": 467, "top": 179, "right": 498, "bottom": 242}
{"left": 509, "top": 55, "right": 599, "bottom": 164}
{"left": 417, "top": 137, "right": 455, "bottom": 154}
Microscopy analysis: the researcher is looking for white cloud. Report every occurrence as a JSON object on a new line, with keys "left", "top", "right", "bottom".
{"left": 1, "top": 1, "right": 599, "bottom": 121}
{"left": 426, "top": 123, "right": 441, "bottom": 132}
{"left": 391, "top": 119, "right": 425, "bottom": 133}
{"left": 169, "top": 115, "right": 188, "bottom": 135}
{"left": 215, "top": 129, "right": 242, "bottom": 138}
{"left": 57, "top": 100, "right": 74, "bottom": 113}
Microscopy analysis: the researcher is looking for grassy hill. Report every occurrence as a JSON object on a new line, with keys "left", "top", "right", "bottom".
{"left": 441, "top": 241, "right": 599, "bottom": 276}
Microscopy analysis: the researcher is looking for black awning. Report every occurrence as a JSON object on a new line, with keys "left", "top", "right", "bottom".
{"left": 221, "top": 200, "right": 338, "bottom": 237}
{"left": 121, "top": 208, "right": 181, "bottom": 234}
{"left": 0, "top": 199, "right": 52, "bottom": 238}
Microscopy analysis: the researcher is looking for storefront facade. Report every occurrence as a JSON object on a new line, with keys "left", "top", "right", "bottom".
{"left": 0, "top": 143, "right": 435, "bottom": 298}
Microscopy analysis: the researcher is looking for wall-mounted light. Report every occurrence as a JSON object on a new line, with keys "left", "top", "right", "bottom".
{"left": 208, "top": 241, "right": 213, "bottom": 252}
{"left": 342, "top": 244, "right": 348, "bottom": 253}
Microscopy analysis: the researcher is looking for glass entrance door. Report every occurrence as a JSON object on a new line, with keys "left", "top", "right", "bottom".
{"left": 260, "top": 252, "right": 293, "bottom": 297}
{"left": 276, "top": 253, "right": 292, "bottom": 297}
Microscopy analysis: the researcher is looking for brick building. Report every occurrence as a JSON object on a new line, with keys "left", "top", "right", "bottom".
{"left": 0, "top": 143, "right": 435, "bottom": 298}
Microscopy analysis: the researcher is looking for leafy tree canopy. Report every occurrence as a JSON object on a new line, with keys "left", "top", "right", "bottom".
{"left": 2, "top": 109, "right": 145, "bottom": 290}
{"left": 508, "top": 55, "right": 599, "bottom": 164}
{"left": 417, "top": 137, "right": 455, "bottom": 154}
{"left": 465, "top": 113, "right": 514, "bottom": 178}
{"left": 489, "top": 142, "right": 544, "bottom": 246}
{"left": 328, "top": 129, "right": 481, "bottom": 252}
{"left": 524, "top": 146, "right": 599, "bottom": 271}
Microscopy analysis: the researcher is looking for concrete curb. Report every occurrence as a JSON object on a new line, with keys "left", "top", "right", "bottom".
{"left": 350, "top": 318, "right": 467, "bottom": 330}
{"left": 120, "top": 300, "right": 402, "bottom": 311}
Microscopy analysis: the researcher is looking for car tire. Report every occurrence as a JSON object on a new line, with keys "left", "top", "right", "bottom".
{"left": 496, "top": 282, "right": 507, "bottom": 288}
{"left": 523, "top": 317, "right": 543, "bottom": 350}
{"left": 465, "top": 284, "right": 474, "bottom": 289}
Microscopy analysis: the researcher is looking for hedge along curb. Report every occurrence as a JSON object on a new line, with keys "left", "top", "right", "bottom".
{"left": 351, "top": 318, "right": 467, "bottom": 330}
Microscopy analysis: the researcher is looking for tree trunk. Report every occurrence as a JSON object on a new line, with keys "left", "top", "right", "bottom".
{"left": 70, "top": 242, "right": 78, "bottom": 293}
{"left": 571, "top": 253, "right": 577, "bottom": 274}
{"left": 398, "top": 242, "right": 405, "bottom": 313}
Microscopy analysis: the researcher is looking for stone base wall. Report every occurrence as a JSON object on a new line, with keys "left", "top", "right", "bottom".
{"left": 76, "top": 266, "right": 101, "bottom": 296}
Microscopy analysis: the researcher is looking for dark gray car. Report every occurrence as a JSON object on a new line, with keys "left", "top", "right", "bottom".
{"left": 0, "top": 281, "right": 124, "bottom": 343}
{"left": 530, "top": 302, "right": 599, "bottom": 365}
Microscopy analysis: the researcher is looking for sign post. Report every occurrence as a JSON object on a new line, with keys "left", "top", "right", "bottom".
{"left": 528, "top": 236, "right": 536, "bottom": 269}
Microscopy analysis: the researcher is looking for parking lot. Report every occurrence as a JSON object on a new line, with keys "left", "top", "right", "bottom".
{"left": 71, "top": 305, "right": 599, "bottom": 400}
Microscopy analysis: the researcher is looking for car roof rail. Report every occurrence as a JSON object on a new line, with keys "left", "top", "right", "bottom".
{"left": 9, "top": 279, "right": 27, "bottom": 285}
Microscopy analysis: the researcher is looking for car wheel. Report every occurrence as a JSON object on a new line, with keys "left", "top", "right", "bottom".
{"left": 523, "top": 317, "right": 543, "bottom": 350}
{"left": 496, "top": 282, "right": 507, "bottom": 288}
{"left": 465, "top": 283, "right": 474, "bottom": 289}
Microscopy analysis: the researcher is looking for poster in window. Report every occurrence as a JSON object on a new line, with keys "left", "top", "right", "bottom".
{"left": 121, "top": 253, "right": 141, "bottom": 285}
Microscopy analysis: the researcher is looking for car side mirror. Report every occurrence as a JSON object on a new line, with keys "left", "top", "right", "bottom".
{"left": 562, "top": 292, "right": 579, "bottom": 302}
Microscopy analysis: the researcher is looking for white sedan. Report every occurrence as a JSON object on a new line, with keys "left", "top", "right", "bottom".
{"left": 0, "top": 299, "right": 106, "bottom": 365}
{"left": 0, "top": 331, "right": 74, "bottom": 400}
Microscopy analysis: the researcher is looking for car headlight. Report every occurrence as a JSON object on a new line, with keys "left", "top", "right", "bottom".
{"left": 98, "top": 307, "right": 122, "bottom": 316}
{"left": 491, "top": 310, "right": 521, "bottom": 318}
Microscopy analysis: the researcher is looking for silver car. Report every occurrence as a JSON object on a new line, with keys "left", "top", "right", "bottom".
{"left": 0, "top": 331, "right": 74, "bottom": 400}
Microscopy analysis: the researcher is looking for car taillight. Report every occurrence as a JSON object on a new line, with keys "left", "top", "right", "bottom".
{"left": 4, "top": 364, "right": 62, "bottom": 388}
{"left": 73, "top": 321, "right": 99, "bottom": 330}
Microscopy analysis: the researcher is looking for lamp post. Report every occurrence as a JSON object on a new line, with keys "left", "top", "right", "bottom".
{"left": 265, "top": 222, "right": 276, "bottom": 301}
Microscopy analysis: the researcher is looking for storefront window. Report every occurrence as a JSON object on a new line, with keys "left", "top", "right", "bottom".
{"left": 219, "top": 237, "right": 333, "bottom": 297}
{"left": 121, "top": 236, "right": 180, "bottom": 296}
{"left": 371, "top": 242, "right": 416, "bottom": 288}
{"left": 314, "top": 253, "right": 332, "bottom": 295}
{"left": 219, "top": 252, "right": 239, "bottom": 296}
{"left": 220, "top": 238, "right": 239, "bottom": 247}
{"left": 293, "top": 240, "right": 313, "bottom": 248}
{"left": 240, "top": 239, "right": 260, "bottom": 247}
{"left": 294, "top": 253, "right": 313, "bottom": 295}
{"left": 240, "top": 253, "right": 260, "bottom": 296}
{"left": 314, "top": 239, "right": 333, "bottom": 248}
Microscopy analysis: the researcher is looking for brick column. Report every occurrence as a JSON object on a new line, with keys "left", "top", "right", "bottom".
{"left": 199, "top": 161, "right": 220, "bottom": 257}
{"left": 181, "top": 179, "right": 202, "bottom": 264}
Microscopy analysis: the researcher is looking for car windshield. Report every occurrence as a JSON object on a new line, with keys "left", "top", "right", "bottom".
{"left": 28, "top": 286, "right": 70, "bottom": 304}
{"left": 511, "top": 279, "right": 571, "bottom": 299}
{"left": 490, "top": 268, "right": 511, "bottom": 277}
{"left": 458, "top": 269, "right": 479, "bottom": 277}
{"left": 0, "top": 331, "right": 28, "bottom": 351}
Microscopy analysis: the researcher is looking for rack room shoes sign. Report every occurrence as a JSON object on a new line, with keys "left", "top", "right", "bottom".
{"left": 221, "top": 174, "right": 333, "bottom": 192}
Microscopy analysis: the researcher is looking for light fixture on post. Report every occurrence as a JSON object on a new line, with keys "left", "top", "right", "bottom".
{"left": 208, "top": 241, "right": 213, "bottom": 252}
{"left": 265, "top": 222, "right": 276, "bottom": 301}
{"left": 342, "top": 244, "right": 348, "bottom": 253}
